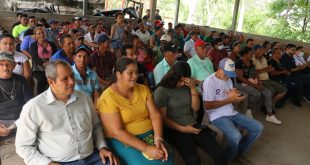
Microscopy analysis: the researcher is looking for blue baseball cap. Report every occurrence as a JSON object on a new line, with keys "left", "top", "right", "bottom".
{"left": 219, "top": 58, "right": 237, "bottom": 78}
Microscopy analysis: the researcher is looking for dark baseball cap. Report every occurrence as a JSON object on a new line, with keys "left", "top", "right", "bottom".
{"left": 163, "top": 42, "right": 177, "bottom": 53}
{"left": 96, "top": 34, "right": 110, "bottom": 43}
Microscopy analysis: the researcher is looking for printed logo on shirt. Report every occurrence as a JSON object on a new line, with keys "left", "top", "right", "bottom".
{"left": 216, "top": 89, "right": 220, "bottom": 95}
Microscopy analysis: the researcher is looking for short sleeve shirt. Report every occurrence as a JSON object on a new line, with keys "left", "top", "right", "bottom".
{"left": 235, "top": 59, "right": 256, "bottom": 82}
{"left": 97, "top": 84, "right": 153, "bottom": 136}
{"left": 154, "top": 86, "right": 195, "bottom": 126}
{"left": 268, "top": 59, "right": 286, "bottom": 81}
{"left": 187, "top": 55, "right": 214, "bottom": 82}
{"left": 153, "top": 59, "right": 171, "bottom": 85}
{"left": 280, "top": 53, "right": 296, "bottom": 71}
{"left": 13, "top": 51, "right": 29, "bottom": 75}
{"left": 202, "top": 73, "right": 237, "bottom": 121}
{"left": 252, "top": 56, "right": 269, "bottom": 80}
{"left": 12, "top": 24, "right": 29, "bottom": 39}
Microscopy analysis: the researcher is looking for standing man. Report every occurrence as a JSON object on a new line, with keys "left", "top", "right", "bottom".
{"left": 203, "top": 58, "right": 263, "bottom": 163}
{"left": 15, "top": 60, "right": 118, "bottom": 165}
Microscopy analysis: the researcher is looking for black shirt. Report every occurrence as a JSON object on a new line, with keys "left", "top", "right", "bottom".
{"left": 280, "top": 53, "right": 296, "bottom": 71}
{"left": 235, "top": 58, "right": 256, "bottom": 83}
{"left": 137, "top": 63, "right": 146, "bottom": 84}
{"left": 268, "top": 58, "right": 286, "bottom": 81}
{"left": 0, "top": 74, "right": 32, "bottom": 120}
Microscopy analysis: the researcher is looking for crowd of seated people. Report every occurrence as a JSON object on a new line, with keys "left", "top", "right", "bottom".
{"left": 0, "top": 10, "right": 309, "bottom": 165}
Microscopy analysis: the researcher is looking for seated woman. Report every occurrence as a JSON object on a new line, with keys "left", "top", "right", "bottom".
{"left": 154, "top": 62, "right": 227, "bottom": 165}
{"left": 97, "top": 58, "right": 173, "bottom": 165}
{"left": 29, "top": 27, "right": 57, "bottom": 95}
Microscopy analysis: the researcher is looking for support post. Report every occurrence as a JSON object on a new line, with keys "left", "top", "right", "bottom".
{"left": 231, "top": 0, "right": 240, "bottom": 31}
{"left": 83, "top": 0, "right": 88, "bottom": 15}
{"left": 150, "top": 0, "right": 157, "bottom": 27}
{"left": 174, "top": 0, "right": 180, "bottom": 26}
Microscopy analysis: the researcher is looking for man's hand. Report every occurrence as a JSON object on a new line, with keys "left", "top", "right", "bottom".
{"left": 0, "top": 124, "right": 10, "bottom": 136}
{"left": 99, "top": 147, "right": 119, "bottom": 165}
{"left": 227, "top": 88, "right": 246, "bottom": 103}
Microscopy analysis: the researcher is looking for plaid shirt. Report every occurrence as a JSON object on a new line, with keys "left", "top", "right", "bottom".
{"left": 90, "top": 49, "right": 116, "bottom": 81}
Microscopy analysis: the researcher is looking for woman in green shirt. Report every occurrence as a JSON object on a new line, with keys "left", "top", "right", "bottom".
{"left": 154, "top": 62, "right": 227, "bottom": 165}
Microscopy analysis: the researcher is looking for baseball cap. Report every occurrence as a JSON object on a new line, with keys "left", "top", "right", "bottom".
{"left": 155, "top": 20, "right": 164, "bottom": 27}
{"left": 163, "top": 42, "right": 177, "bottom": 53}
{"left": 144, "top": 22, "right": 152, "bottom": 26}
{"left": 160, "top": 34, "right": 172, "bottom": 42}
{"left": 0, "top": 51, "right": 15, "bottom": 62}
{"left": 253, "top": 44, "right": 263, "bottom": 51}
{"left": 194, "top": 39, "right": 206, "bottom": 48}
{"left": 219, "top": 58, "right": 237, "bottom": 78}
{"left": 74, "top": 45, "right": 90, "bottom": 55}
{"left": 48, "top": 19, "right": 58, "bottom": 25}
{"left": 96, "top": 34, "right": 110, "bottom": 43}
{"left": 74, "top": 16, "right": 82, "bottom": 20}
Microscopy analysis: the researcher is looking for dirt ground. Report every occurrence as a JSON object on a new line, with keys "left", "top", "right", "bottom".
{"left": 1, "top": 101, "right": 309, "bottom": 165}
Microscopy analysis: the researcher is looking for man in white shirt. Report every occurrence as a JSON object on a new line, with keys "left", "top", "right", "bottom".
{"left": 183, "top": 32, "right": 198, "bottom": 58}
{"left": 15, "top": 60, "right": 118, "bottom": 165}
{"left": 135, "top": 23, "right": 151, "bottom": 45}
{"left": 202, "top": 58, "right": 263, "bottom": 163}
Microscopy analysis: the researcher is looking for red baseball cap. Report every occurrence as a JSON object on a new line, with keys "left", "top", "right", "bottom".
{"left": 194, "top": 39, "right": 206, "bottom": 48}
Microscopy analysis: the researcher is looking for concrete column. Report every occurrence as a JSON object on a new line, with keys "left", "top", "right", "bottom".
{"left": 231, "top": 0, "right": 240, "bottom": 31}
{"left": 150, "top": 0, "right": 157, "bottom": 26}
{"left": 83, "top": 0, "right": 88, "bottom": 15}
{"left": 174, "top": 0, "right": 181, "bottom": 26}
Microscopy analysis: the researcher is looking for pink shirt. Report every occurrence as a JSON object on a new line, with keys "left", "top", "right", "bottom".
{"left": 38, "top": 43, "right": 53, "bottom": 59}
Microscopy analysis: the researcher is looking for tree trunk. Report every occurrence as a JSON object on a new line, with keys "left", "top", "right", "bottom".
{"left": 301, "top": 0, "right": 309, "bottom": 33}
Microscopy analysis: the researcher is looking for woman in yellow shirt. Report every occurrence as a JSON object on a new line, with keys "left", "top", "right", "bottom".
{"left": 97, "top": 58, "right": 173, "bottom": 165}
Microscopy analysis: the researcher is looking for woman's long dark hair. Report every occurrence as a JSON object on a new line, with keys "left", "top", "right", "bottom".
{"left": 158, "top": 62, "right": 191, "bottom": 89}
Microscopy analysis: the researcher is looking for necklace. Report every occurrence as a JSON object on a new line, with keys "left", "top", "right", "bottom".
{"left": 0, "top": 78, "right": 15, "bottom": 100}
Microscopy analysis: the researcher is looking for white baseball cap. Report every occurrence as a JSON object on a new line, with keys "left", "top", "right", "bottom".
{"left": 219, "top": 58, "right": 237, "bottom": 78}
{"left": 160, "top": 34, "right": 172, "bottom": 42}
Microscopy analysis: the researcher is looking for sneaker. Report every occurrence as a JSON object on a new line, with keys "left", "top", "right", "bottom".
{"left": 303, "top": 96, "right": 310, "bottom": 104}
{"left": 246, "top": 109, "right": 253, "bottom": 118}
{"left": 266, "top": 115, "right": 282, "bottom": 124}
{"left": 234, "top": 155, "right": 253, "bottom": 165}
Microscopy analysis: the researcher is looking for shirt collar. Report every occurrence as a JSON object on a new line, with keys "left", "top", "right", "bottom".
{"left": 163, "top": 58, "right": 170, "bottom": 68}
{"left": 72, "top": 64, "right": 91, "bottom": 75}
{"left": 46, "top": 87, "right": 77, "bottom": 105}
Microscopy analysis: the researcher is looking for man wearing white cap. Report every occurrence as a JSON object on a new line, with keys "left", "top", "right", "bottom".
{"left": 202, "top": 58, "right": 263, "bottom": 163}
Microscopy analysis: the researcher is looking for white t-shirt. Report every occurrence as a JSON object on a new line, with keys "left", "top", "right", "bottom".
{"left": 13, "top": 51, "right": 28, "bottom": 75}
{"left": 294, "top": 54, "right": 307, "bottom": 66}
{"left": 136, "top": 30, "right": 151, "bottom": 45}
{"left": 202, "top": 73, "right": 237, "bottom": 121}
{"left": 184, "top": 39, "right": 196, "bottom": 57}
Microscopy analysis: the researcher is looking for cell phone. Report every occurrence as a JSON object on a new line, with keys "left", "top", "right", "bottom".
{"left": 193, "top": 123, "right": 202, "bottom": 129}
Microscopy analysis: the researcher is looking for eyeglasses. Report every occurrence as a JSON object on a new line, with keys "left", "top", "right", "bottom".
{"left": 0, "top": 63, "right": 14, "bottom": 68}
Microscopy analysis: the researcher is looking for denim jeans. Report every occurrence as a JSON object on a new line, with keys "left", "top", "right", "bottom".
{"left": 211, "top": 113, "right": 263, "bottom": 159}
{"left": 57, "top": 150, "right": 110, "bottom": 165}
